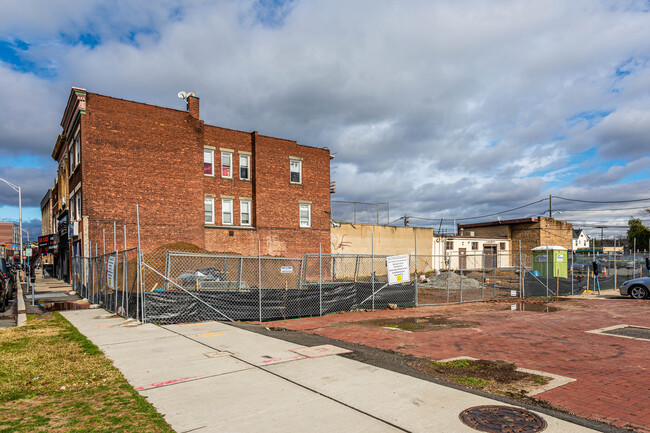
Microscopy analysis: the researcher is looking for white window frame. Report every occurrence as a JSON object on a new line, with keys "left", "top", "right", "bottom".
{"left": 221, "top": 151, "right": 233, "bottom": 179}
{"left": 204, "top": 197, "right": 215, "bottom": 225}
{"left": 68, "top": 146, "right": 74, "bottom": 175}
{"left": 204, "top": 149, "right": 214, "bottom": 177}
{"left": 74, "top": 131, "right": 80, "bottom": 168}
{"left": 290, "top": 159, "right": 302, "bottom": 184}
{"left": 69, "top": 193, "right": 75, "bottom": 220}
{"left": 239, "top": 154, "right": 250, "bottom": 180}
{"left": 299, "top": 203, "right": 311, "bottom": 228}
{"left": 240, "top": 200, "right": 251, "bottom": 226}
{"left": 222, "top": 198, "right": 233, "bottom": 225}
{"left": 75, "top": 192, "right": 81, "bottom": 220}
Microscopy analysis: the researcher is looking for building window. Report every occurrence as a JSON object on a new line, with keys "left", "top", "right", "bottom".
{"left": 471, "top": 242, "right": 478, "bottom": 250}
{"left": 222, "top": 198, "right": 233, "bottom": 225}
{"left": 74, "top": 132, "right": 80, "bottom": 168}
{"left": 299, "top": 203, "right": 311, "bottom": 228}
{"left": 69, "top": 195, "right": 75, "bottom": 221}
{"left": 204, "top": 197, "right": 214, "bottom": 224}
{"left": 239, "top": 154, "right": 250, "bottom": 180}
{"left": 75, "top": 192, "right": 81, "bottom": 220}
{"left": 446, "top": 241, "right": 454, "bottom": 250}
{"left": 240, "top": 200, "right": 251, "bottom": 226}
{"left": 500, "top": 242, "right": 506, "bottom": 250}
{"left": 204, "top": 149, "right": 214, "bottom": 176}
{"left": 221, "top": 152, "right": 232, "bottom": 178}
{"left": 290, "top": 159, "right": 302, "bottom": 184}
{"left": 68, "top": 146, "right": 74, "bottom": 175}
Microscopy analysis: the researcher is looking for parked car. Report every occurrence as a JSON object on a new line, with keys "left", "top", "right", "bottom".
{"left": 569, "top": 261, "right": 585, "bottom": 271}
{"left": 0, "top": 258, "right": 16, "bottom": 312}
{"left": 174, "top": 267, "right": 226, "bottom": 289}
{"left": 619, "top": 277, "right": 650, "bottom": 299}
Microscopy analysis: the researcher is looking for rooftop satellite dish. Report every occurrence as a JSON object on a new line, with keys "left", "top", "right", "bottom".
{"left": 177, "top": 91, "right": 187, "bottom": 99}
{"left": 497, "top": 216, "right": 502, "bottom": 222}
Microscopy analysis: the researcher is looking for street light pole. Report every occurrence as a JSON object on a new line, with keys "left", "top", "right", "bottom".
{"left": 0, "top": 178, "right": 23, "bottom": 277}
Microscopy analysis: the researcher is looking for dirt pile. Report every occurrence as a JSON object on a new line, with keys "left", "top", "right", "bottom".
{"left": 419, "top": 271, "right": 480, "bottom": 289}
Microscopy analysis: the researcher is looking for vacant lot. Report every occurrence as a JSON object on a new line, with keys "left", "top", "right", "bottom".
{"left": 0, "top": 313, "right": 173, "bottom": 433}
{"left": 263, "top": 297, "right": 650, "bottom": 433}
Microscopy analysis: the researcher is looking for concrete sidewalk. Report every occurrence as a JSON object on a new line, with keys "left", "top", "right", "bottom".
{"left": 61, "top": 309, "right": 601, "bottom": 433}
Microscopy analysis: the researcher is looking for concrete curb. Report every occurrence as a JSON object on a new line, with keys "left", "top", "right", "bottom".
{"left": 16, "top": 282, "right": 27, "bottom": 327}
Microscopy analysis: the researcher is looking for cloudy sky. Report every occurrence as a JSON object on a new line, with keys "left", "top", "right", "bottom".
{"left": 1, "top": 0, "right": 649, "bottom": 240}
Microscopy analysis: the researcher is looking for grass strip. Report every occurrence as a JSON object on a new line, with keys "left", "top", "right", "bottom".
{"left": 0, "top": 313, "right": 174, "bottom": 433}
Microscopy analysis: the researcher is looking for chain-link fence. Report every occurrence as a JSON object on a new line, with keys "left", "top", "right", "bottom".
{"left": 68, "top": 243, "right": 650, "bottom": 324}
{"left": 131, "top": 249, "right": 416, "bottom": 324}
{"left": 71, "top": 248, "right": 140, "bottom": 320}
{"left": 416, "top": 252, "right": 524, "bottom": 305}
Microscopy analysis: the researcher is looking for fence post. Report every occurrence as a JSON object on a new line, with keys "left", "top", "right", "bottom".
{"left": 354, "top": 256, "right": 359, "bottom": 283}
{"left": 258, "top": 240, "right": 262, "bottom": 322}
{"left": 519, "top": 240, "right": 522, "bottom": 298}
{"left": 319, "top": 244, "right": 322, "bottom": 316}
{"left": 414, "top": 231, "right": 418, "bottom": 307}
{"left": 614, "top": 238, "right": 617, "bottom": 289}
{"left": 371, "top": 233, "right": 375, "bottom": 311}
{"left": 446, "top": 256, "right": 450, "bottom": 303}
{"left": 458, "top": 253, "right": 463, "bottom": 304}
{"left": 633, "top": 238, "right": 637, "bottom": 279}
{"left": 122, "top": 225, "right": 127, "bottom": 317}
{"left": 545, "top": 246, "right": 549, "bottom": 295}
{"left": 136, "top": 204, "right": 143, "bottom": 322}
{"left": 238, "top": 258, "right": 243, "bottom": 289}
{"left": 482, "top": 255, "right": 485, "bottom": 300}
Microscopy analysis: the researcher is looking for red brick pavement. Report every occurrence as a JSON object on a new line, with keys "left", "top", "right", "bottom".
{"left": 263, "top": 299, "right": 650, "bottom": 432}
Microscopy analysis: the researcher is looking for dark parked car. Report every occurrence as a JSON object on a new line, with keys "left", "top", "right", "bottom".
{"left": 0, "top": 258, "right": 16, "bottom": 312}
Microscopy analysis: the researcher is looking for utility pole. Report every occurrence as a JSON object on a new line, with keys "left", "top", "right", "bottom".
{"left": 600, "top": 227, "right": 604, "bottom": 251}
{"left": 549, "top": 194, "right": 552, "bottom": 217}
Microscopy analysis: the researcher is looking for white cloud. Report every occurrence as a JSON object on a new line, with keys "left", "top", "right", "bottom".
{"left": 1, "top": 0, "right": 649, "bottom": 235}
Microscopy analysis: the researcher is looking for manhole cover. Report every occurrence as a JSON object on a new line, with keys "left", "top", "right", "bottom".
{"left": 459, "top": 405, "right": 547, "bottom": 432}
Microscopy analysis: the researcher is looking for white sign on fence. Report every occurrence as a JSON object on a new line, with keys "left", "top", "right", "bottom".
{"left": 557, "top": 254, "right": 564, "bottom": 262}
{"left": 386, "top": 254, "right": 410, "bottom": 285}
{"left": 280, "top": 266, "right": 293, "bottom": 274}
{"left": 107, "top": 256, "right": 116, "bottom": 290}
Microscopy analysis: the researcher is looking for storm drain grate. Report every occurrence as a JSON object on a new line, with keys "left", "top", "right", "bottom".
{"left": 602, "top": 326, "right": 650, "bottom": 340}
{"left": 459, "top": 405, "right": 547, "bottom": 432}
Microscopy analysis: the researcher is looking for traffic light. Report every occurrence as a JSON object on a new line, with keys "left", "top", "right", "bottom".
{"left": 592, "top": 261, "right": 600, "bottom": 275}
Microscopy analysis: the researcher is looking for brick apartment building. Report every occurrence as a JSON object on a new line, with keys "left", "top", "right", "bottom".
{"left": 48, "top": 87, "right": 332, "bottom": 279}
{"left": 0, "top": 222, "right": 20, "bottom": 259}
{"left": 458, "top": 217, "right": 573, "bottom": 260}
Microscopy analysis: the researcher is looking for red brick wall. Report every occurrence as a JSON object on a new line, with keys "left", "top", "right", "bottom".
{"left": 202, "top": 129, "right": 331, "bottom": 256}
{"left": 77, "top": 92, "right": 330, "bottom": 256}
{"left": 81, "top": 93, "right": 204, "bottom": 252}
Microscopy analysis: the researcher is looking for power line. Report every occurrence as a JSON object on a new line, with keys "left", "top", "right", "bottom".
{"left": 553, "top": 206, "right": 650, "bottom": 213}
{"left": 407, "top": 198, "right": 549, "bottom": 223}
{"left": 554, "top": 196, "right": 650, "bottom": 204}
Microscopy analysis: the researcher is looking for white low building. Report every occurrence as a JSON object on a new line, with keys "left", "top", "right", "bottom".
{"left": 427, "top": 235, "right": 511, "bottom": 271}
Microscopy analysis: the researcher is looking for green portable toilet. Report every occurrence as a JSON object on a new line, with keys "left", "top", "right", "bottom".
{"left": 531, "top": 246, "right": 568, "bottom": 278}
